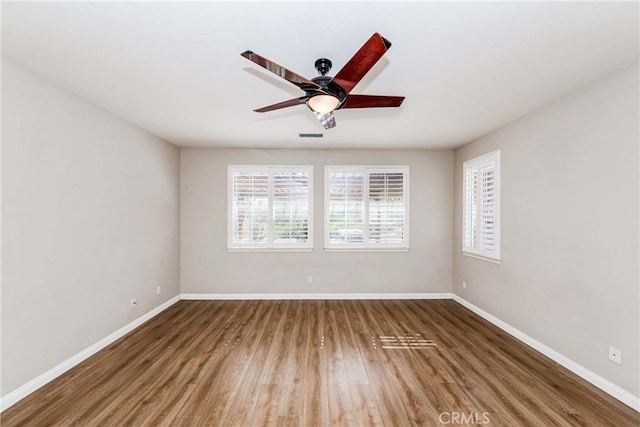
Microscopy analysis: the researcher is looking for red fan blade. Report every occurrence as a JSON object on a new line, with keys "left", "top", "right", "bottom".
{"left": 332, "top": 33, "right": 392, "bottom": 94}
{"left": 341, "top": 95, "right": 405, "bottom": 109}
{"left": 254, "top": 97, "right": 308, "bottom": 113}
{"left": 241, "top": 51, "right": 321, "bottom": 92}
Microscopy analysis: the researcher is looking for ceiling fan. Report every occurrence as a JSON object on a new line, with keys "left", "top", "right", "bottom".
{"left": 241, "top": 32, "right": 405, "bottom": 129}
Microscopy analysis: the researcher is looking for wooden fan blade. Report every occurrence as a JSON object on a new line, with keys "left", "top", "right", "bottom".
{"left": 254, "top": 97, "right": 309, "bottom": 113}
{"left": 241, "top": 51, "right": 321, "bottom": 92}
{"left": 332, "top": 33, "right": 392, "bottom": 94}
{"left": 341, "top": 95, "right": 405, "bottom": 109}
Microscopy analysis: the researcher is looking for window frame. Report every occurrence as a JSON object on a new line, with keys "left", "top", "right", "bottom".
{"left": 228, "top": 165, "right": 313, "bottom": 252}
{"left": 462, "top": 150, "right": 501, "bottom": 263}
{"left": 324, "top": 165, "right": 409, "bottom": 251}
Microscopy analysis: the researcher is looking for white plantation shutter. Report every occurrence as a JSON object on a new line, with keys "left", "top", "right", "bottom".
{"left": 479, "top": 164, "right": 496, "bottom": 252}
{"left": 462, "top": 151, "right": 500, "bottom": 261}
{"left": 327, "top": 171, "right": 365, "bottom": 243}
{"left": 368, "top": 172, "right": 405, "bottom": 244}
{"left": 231, "top": 172, "right": 269, "bottom": 244}
{"left": 326, "top": 166, "right": 408, "bottom": 249}
{"left": 229, "top": 166, "right": 312, "bottom": 249}
{"left": 273, "top": 172, "right": 310, "bottom": 243}
{"left": 463, "top": 166, "right": 478, "bottom": 250}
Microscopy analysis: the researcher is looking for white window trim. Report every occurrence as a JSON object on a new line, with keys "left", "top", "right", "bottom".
{"left": 462, "top": 150, "right": 501, "bottom": 263}
{"left": 324, "top": 165, "right": 409, "bottom": 251}
{"left": 228, "top": 165, "right": 313, "bottom": 252}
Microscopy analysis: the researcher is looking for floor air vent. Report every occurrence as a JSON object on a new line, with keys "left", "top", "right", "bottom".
{"left": 378, "top": 334, "right": 436, "bottom": 349}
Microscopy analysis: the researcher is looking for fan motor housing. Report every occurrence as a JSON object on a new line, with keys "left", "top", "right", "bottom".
{"left": 314, "top": 58, "right": 332, "bottom": 76}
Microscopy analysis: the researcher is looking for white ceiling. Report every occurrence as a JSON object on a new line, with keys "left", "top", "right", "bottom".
{"left": 2, "top": 1, "right": 638, "bottom": 149}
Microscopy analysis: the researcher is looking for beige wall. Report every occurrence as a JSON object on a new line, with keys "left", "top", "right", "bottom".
{"left": 1, "top": 60, "right": 181, "bottom": 395}
{"left": 453, "top": 64, "right": 639, "bottom": 396}
{"left": 181, "top": 148, "right": 453, "bottom": 294}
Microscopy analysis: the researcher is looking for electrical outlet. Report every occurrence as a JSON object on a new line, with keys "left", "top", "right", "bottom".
{"left": 462, "top": 281, "right": 467, "bottom": 289}
{"left": 307, "top": 276, "right": 313, "bottom": 284}
{"left": 608, "top": 346, "right": 621, "bottom": 365}
{"left": 156, "top": 286, "right": 161, "bottom": 295}
{"left": 130, "top": 298, "right": 137, "bottom": 308}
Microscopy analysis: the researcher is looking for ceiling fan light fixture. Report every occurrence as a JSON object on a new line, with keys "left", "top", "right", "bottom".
{"left": 307, "top": 94, "right": 341, "bottom": 114}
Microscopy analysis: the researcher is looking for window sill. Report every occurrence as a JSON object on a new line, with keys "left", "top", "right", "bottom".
{"left": 462, "top": 252, "right": 501, "bottom": 264}
{"left": 325, "top": 248, "right": 409, "bottom": 253}
{"left": 228, "top": 248, "right": 313, "bottom": 253}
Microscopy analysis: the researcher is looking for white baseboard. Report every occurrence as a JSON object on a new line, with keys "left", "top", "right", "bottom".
{"left": 180, "top": 292, "right": 454, "bottom": 300}
{"left": 451, "top": 294, "right": 640, "bottom": 412}
{"left": 0, "top": 295, "right": 181, "bottom": 412}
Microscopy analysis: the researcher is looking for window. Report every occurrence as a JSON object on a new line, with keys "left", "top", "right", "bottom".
{"left": 228, "top": 166, "right": 312, "bottom": 250}
{"left": 462, "top": 150, "right": 500, "bottom": 262}
{"left": 325, "top": 166, "right": 409, "bottom": 250}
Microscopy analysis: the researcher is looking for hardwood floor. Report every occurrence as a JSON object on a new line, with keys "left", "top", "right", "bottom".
{"left": 2, "top": 300, "right": 638, "bottom": 426}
